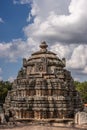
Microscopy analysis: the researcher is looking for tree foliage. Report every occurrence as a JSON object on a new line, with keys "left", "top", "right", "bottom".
{"left": 0, "top": 81, "right": 12, "bottom": 103}
{"left": 74, "top": 81, "right": 87, "bottom": 103}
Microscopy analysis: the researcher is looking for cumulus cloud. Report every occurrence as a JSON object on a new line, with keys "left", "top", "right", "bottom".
{"left": 67, "top": 44, "right": 87, "bottom": 77}
{"left": 0, "top": 68, "right": 2, "bottom": 74}
{"left": 1, "top": 0, "right": 87, "bottom": 81}
{"left": 50, "top": 43, "right": 87, "bottom": 76}
{"left": 67, "top": 45, "right": 87, "bottom": 69}
{"left": 0, "top": 18, "right": 4, "bottom": 23}
{"left": 50, "top": 43, "right": 76, "bottom": 59}
{"left": 13, "top": 0, "right": 31, "bottom": 4}
{"left": 23, "top": 0, "right": 87, "bottom": 44}
{"left": 8, "top": 76, "right": 15, "bottom": 82}
{"left": 13, "top": 0, "right": 87, "bottom": 46}
{"left": 0, "top": 38, "right": 38, "bottom": 62}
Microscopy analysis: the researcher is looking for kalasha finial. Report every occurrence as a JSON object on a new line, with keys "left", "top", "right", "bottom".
{"left": 40, "top": 41, "right": 48, "bottom": 52}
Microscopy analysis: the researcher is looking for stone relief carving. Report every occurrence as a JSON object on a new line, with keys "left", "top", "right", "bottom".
{"left": 4, "top": 42, "right": 83, "bottom": 121}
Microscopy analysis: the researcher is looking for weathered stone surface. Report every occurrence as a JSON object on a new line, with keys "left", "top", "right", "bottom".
{"left": 0, "top": 113, "right": 5, "bottom": 123}
{"left": 0, "top": 106, "right": 5, "bottom": 123}
{"left": 75, "top": 112, "right": 87, "bottom": 125}
{"left": 3, "top": 41, "right": 83, "bottom": 121}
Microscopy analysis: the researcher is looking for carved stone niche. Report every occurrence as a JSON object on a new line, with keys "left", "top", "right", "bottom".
{"left": 35, "top": 62, "right": 46, "bottom": 73}
{"left": 35, "top": 57, "right": 47, "bottom": 73}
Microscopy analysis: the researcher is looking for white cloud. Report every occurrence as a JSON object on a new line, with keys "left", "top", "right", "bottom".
{"left": 50, "top": 43, "right": 87, "bottom": 75}
{"left": 8, "top": 76, "right": 15, "bottom": 83}
{"left": 13, "top": 0, "right": 31, "bottom": 4}
{"left": 23, "top": 0, "right": 87, "bottom": 44}
{"left": 50, "top": 43, "right": 76, "bottom": 59}
{"left": 0, "top": 38, "right": 38, "bottom": 62}
{"left": 14, "top": 0, "right": 70, "bottom": 16}
{"left": 74, "top": 77, "right": 80, "bottom": 82}
{"left": 30, "top": 0, "right": 70, "bottom": 18}
{"left": 0, "top": 68, "right": 2, "bottom": 74}
{"left": 0, "top": 18, "right": 4, "bottom": 23}
{"left": 83, "top": 66, "right": 87, "bottom": 74}
{"left": 67, "top": 45, "right": 87, "bottom": 70}
{"left": 1, "top": 0, "right": 87, "bottom": 81}
{"left": 49, "top": 42, "right": 87, "bottom": 78}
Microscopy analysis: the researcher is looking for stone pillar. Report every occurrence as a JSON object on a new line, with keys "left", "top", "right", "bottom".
{"left": 34, "top": 111, "right": 40, "bottom": 119}
{"left": 44, "top": 90, "right": 46, "bottom": 95}
{"left": 26, "top": 90, "right": 28, "bottom": 96}
{"left": 48, "top": 89, "right": 52, "bottom": 96}
{"left": 34, "top": 89, "right": 35, "bottom": 95}
{"left": 38, "top": 111, "right": 41, "bottom": 119}
{"left": 19, "top": 90, "right": 21, "bottom": 97}
{"left": 58, "top": 89, "right": 60, "bottom": 95}
{"left": 15, "top": 110, "right": 19, "bottom": 118}
{"left": 23, "top": 91, "right": 25, "bottom": 97}
{"left": 41, "top": 90, "right": 44, "bottom": 95}
{"left": 48, "top": 111, "right": 51, "bottom": 118}
{"left": 24, "top": 90, "right": 26, "bottom": 97}
{"left": 32, "top": 111, "right": 34, "bottom": 118}
{"left": 17, "top": 91, "right": 19, "bottom": 98}
{"left": 36, "top": 90, "right": 38, "bottom": 95}
{"left": 23, "top": 110, "right": 25, "bottom": 118}
{"left": 50, "top": 111, "right": 53, "bottom": 118}
{"left": 29, "top": 90, "right": 31, "bottom": 96}
{"left": 22, "top": 90, "right": 24, "bottom": 97}
{"left": 34, "top": 111, "right": 37, "bottom": 119}
{"left": 31, "top": 90, "right": 33, "bottom": 96}
{"left": 32, "top": 89, "right": 34, "bottom": 95}
{"left": 36, "top": 111, "right": 41, "bottom": 119}
{"left": 29, "top": 111, "right": 34, "bottom": 118}
{"left": 41, "top": 111, "right": 47, "bottom": 119}
{"left": 59, "top": 110, "right": 63, "bottom": 118}
{"left": 17, "top": 110, "right": 19, "bottom": 118}
{"left": 19, "top": 110, "right": 21, "bottom": 118}
{"left": 28, "top": 111, "right": 30, "bottom": 118}
{"left": 62, "top": 110, "right": 66, "bottom": 118}
{"left": 28, "top": 90, "right": 30, "bottom": 96}
{"left": 39, "top": 89, "right": 41, "bottom": 95}
{"left": 21, "top": 110, "right": 23, "bottom": 118}
{"left": 25, "top": 111, "right": 28, "bottom": 118}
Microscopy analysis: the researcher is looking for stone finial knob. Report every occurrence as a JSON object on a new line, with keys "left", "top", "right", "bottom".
{"left": 40, "top": 41, "right": 48, "bottom": 52}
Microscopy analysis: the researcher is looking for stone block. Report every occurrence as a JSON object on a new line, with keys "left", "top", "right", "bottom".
{"left": 75, "top": 112, "right": 87, "bottom": 125}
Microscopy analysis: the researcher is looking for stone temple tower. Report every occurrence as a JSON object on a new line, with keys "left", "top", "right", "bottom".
{"left": 4, "top": 41, "right": 83, "bottom": 120}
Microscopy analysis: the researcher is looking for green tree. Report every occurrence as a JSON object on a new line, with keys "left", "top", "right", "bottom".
{"left": 74, "top": 81, "right": 87, "bottom": 103}
{"left": 0, "top": 81, "right": 12, "bottom": 103}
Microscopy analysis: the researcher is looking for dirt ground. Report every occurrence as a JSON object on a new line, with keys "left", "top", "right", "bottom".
{"left": 0, "top": 125, "right": 87, "bottom": 130}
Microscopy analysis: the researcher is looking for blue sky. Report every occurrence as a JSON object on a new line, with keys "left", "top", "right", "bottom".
{"left": 0, "top": 0, "right": 30, "bottom": 42}
{"left": 0, "top": 0, "right": 87, "bottom": 82}
{"left": 0, "top": 0, "right": 30, "bottom": 81}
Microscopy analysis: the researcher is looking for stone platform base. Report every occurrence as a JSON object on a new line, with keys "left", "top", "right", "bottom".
{"left": 0, "top": 124, "right": 86, "bottom": 130}
{"left": 15, "top": 118, "right": 74, "bottom": 127}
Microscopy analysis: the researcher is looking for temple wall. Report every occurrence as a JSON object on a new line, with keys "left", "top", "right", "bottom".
{"left": 4, "top": 42, "right": 83, "bottom": 121}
